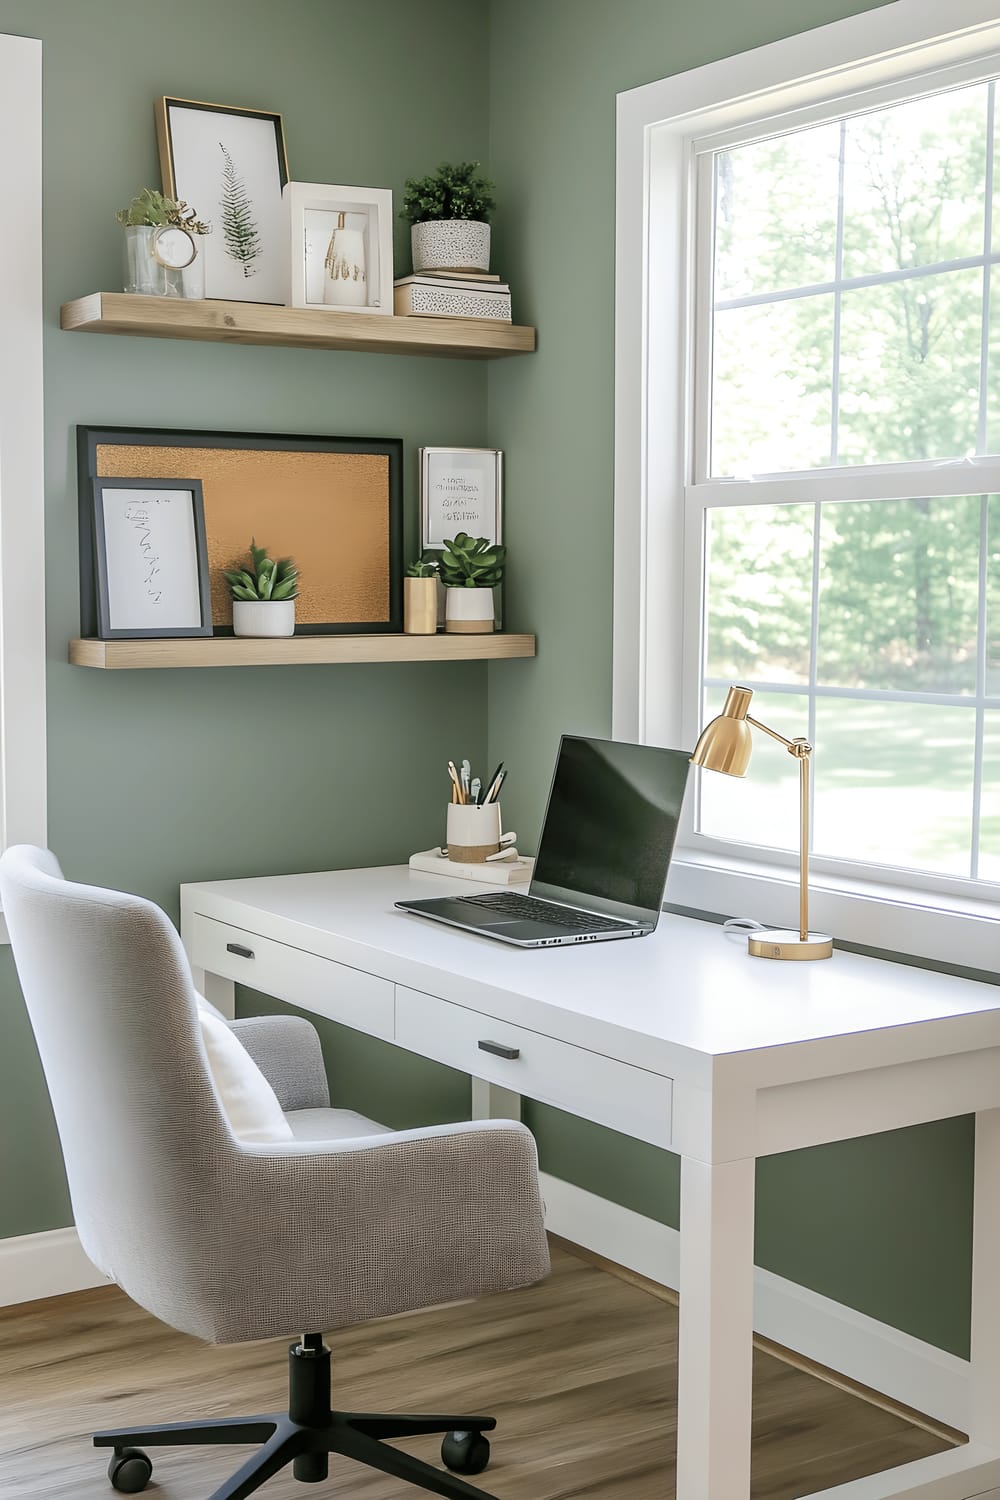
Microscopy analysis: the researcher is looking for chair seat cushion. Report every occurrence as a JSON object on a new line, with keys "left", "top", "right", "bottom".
{"left": 285, "top": 1107, "right": 390, "bottom": 1142}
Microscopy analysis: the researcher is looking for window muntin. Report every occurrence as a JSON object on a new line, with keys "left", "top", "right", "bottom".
{"left": 700, "top": 495, "right": 998, "bottom": 883}
{"left": 708, "top": 77, "right": 998, "bottom": 477}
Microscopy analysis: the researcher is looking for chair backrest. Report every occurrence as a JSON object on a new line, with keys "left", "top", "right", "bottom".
{"left": 0, "top": 846, "right": 237, "bottom": 1325}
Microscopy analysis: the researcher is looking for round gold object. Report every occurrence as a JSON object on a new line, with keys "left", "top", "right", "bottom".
{"left": 151, "top": 224, "right": 197, "bottom": 270}
{"left": 747, "top": 929, "right": 834, "bottom": 961}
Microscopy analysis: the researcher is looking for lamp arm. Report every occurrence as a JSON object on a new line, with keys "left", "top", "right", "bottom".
{"left": 745, "top": 714, "right": 797, "bottom": 751}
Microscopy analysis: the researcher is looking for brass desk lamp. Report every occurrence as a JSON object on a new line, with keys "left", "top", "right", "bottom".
{"left": 691, "top": 685, "right": 833, "bottom": 961}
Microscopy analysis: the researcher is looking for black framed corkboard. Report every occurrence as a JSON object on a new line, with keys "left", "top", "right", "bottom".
{"left": 78, "top": 426, "right": 403, "bottom": 636}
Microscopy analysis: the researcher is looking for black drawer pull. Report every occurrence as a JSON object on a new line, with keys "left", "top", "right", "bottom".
{"left": 478, "top": 1039, "right": 520, "bottom": 1061}
{"left": 225, "top": 942, "right": 255, "bottom": 960}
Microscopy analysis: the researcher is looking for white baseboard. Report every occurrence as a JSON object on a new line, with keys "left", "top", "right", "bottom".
{"left": 0, "top": 1226, "right": 109, "bottom": 1308}
{"left": 0, "top": 1181, "right": 970, "bottom": 1433}
{"left": 539, "top": 1171, "right": 969, "bottom": 1433}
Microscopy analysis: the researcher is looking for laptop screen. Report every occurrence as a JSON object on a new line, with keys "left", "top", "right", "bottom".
{"left": 530, "top": 736, "right": 691, "bottom": 923}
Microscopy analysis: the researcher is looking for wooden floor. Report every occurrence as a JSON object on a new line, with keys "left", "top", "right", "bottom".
{"left": 0, "top": 1243, "right": 950, "bottom": 1499}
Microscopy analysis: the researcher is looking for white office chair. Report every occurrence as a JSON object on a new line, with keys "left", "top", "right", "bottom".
{"left": 0, "top": 845, "right": 549, "bottom": 1500}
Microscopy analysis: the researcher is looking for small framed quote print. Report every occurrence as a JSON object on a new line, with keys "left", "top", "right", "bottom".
{"left": 420, "top": 447, "right": 503, "bottom": 550}
{"left": 91, "top": 478, "right": 212, "bottom": 639}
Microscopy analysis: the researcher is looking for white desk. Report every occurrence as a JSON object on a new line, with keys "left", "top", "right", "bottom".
{"left": 181, "top": 865, "right": 1000, "bottom": 1500}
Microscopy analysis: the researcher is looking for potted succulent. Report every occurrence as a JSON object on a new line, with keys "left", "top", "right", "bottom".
{"left": 400, "top": 161, "right": 496, "bottom": 274}
{"left": 223, "top": 540, "right": 299, "bottom": 638}
{"left": 439, "top": 533, "right": 506, "bottom": 634}
{"left": 117, "top": 187, "right": 210, "bottom": 299}
{"left": 404, "top": 557, "right": 439, "bottom": 635}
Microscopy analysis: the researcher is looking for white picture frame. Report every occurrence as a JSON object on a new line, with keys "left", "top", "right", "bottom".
{"left": 420, "top": 447, "right": 504, "bottom": 550}
{"left": 284, "top": 181, "right": 393, "bottom": 315}
{"left": 156, "top": 98, "right": 290, "bottom": 305}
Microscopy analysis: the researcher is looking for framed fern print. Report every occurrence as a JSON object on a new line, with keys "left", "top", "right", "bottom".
{"left": 156, "top": 97, "right": 289, "bottom": 304}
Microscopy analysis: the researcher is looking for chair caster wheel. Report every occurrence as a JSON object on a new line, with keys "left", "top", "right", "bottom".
{"left": 441, "top": 1429, "right": 491, "bottom": 1475}
{"left": 108, "top": 1447, "right": 152, "bottom": 1493}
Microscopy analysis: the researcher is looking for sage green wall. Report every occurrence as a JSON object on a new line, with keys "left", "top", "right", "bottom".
{"left": 484, "top": 0, "right": 977, "bottom": 1359}
{"left": 0, "top": 0, "right": 492, "bottom": 1241}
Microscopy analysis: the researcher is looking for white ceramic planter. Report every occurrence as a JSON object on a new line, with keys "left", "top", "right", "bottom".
{"left": 232, "top": 599, "right": 296, "bottom": 637}
{"left": 411, "top": 220, "right": 491, "bottom": 273}
{"left": 445, "top": 586, "right": 494, "bottom": 634}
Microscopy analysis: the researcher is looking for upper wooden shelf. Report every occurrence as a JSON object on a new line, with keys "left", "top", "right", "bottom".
{"left": 69, "top": 633, "right": 537, "bottom": 670}
{"left": 60, "top": 293, "right": 536, "bottom": 360}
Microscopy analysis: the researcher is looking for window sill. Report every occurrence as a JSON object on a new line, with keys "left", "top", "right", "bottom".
{"left": 668, "top": 850, "right": 1000, "bottom": 976}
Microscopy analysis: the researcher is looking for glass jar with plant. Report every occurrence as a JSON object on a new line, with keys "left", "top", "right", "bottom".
{"left": 223, "top": 541, "right": 299, "bottom": 638}
{"left": 400, "top": 161, "right": 496, "bottom": 274}
{"left": 403, "top": 557, "right": 439, "bottom": 636}
{"left": 439, "top": 533, "right": 506, "bottom": 635}
{"left": 117, "top": 188, "right": 210, "bottom": 299}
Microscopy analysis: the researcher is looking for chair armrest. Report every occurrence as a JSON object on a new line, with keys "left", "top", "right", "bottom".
{"left": 208, "top": 1119, "right": 549, "bottom": 1343}
{"left": 228, "top": 1014, "right": 330, "bottom": 1111}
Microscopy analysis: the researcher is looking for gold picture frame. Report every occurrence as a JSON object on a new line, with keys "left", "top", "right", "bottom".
{"left": 155, "top": 96, "right": 290, "bottom": 303}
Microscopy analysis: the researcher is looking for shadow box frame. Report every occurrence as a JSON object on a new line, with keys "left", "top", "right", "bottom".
{"left": 77, "top": 426, "right": 404, "bottom": 638}
{"left": 284, "top": 181, "right": 394, "bottom": 315}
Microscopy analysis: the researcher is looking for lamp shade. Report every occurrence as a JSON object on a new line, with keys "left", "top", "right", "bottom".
{"left": 690, "top": 685, "right": 754, "bottom": 778}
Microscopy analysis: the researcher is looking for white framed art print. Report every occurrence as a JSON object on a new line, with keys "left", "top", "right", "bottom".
{"left": 420, "top": 448, "right": 503, "bottom": 550}
{"left": 284, "top": 182, "right": 393, "bottom": 314}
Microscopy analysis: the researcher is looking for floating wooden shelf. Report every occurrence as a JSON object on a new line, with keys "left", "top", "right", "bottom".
{"left": 60, "top": 293, "right": 535, "bottom": 360}
{"left": 69, "top": 634, "right": 537, "bottom": 670}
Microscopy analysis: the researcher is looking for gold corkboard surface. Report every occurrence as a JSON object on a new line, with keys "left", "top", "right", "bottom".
{"left": 96, "top": 445, "right": 391, "bottom": 626}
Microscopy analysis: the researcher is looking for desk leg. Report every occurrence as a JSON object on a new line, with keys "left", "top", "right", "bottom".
{"left": 970, "top": 1107, "right": 1000, "bottom": 1445}
{"left": 676, "top": 1155, "right": 755, "bottom": 1500}
{"left": 471, "top": 1079, "right": 522, "bottom": 1122}
{"left": 189, "top": 965, "right": 236, "bottom": 1022}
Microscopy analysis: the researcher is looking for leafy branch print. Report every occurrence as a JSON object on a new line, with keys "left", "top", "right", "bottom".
{"left": 218, "top": 142, "right": 260, "bottom": 277}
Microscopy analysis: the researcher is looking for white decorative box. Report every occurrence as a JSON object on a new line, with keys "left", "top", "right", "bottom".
{"left": 393, "top": 283, "right": 512, "bottom": 320}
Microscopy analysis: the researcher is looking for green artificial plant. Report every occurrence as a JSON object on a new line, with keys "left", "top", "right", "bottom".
{"left": 116, "top": 187, "right": 210, "bottom": 234}
{"left": 400, "top": 162, "right": 496, "bottom": 225}
{"left": 438, "top": 533, "right": 506, "bottom": 589}
{"left": 406, "top": 557, "right": 439, "bottom": 579}
{"left": 223, "top": 540, "right": 299, "bottom": 602}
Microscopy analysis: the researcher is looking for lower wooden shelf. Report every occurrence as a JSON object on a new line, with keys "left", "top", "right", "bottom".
{"left": 69, "top": 633, "right": 536, "bottom": 670}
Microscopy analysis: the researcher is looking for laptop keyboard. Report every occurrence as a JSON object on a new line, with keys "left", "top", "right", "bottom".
{"left": 460, "top": 892, "right": 631, "bottom": 933}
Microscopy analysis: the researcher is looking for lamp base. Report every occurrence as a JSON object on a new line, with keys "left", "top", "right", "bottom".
{"left": 747, "top": 929, "right": 834, "bottom": 962}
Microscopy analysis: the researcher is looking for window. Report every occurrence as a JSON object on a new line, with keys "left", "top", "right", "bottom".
{"left": 0, "top": 33, "right": 46, "bottom": 926}
{"left": 613, "top": 1, "right": 1000, "bottom": 967}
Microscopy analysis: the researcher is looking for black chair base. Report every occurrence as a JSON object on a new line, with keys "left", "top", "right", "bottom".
{"left": 94, "top": 1334, "right": 499, "bottom": 1500}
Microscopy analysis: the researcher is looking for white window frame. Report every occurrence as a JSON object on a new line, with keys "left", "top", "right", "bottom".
{"left": 0, "top": 33, "right": 46, "bottom": 938}
{"left": 613, "top": 0, "right": 1000, "bottom": 970}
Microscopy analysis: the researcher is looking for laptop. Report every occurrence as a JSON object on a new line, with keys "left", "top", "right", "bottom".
{"left": 395, "top": 735, "right": 691, "bottom": 947}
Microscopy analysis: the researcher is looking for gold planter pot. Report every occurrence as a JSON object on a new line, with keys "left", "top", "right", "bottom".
{"left": 403, "top": 576, "right": 438, "bottom": 635}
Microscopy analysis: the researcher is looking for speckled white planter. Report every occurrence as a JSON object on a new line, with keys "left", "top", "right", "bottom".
{"left": 411, "top": 220, "right": 491, "bottom": 273}
{"left": 232, "top": 600, "right": 296, "bottom": 637}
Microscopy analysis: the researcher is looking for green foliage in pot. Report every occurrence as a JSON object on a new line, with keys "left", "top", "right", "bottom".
{"left": 406, "top": 557, "right": 439, "bottom": 578}
{"left": 400, "top": 162, "right": 496, "bottom": 225}
{"left": 116, "top": 187, "right": 210, "bottom": 234}
{"left": 438, "top": 533, "right": 506, "bottom": 589}
{"left": 223, "top": 540, "right": 299, "bottom": 602}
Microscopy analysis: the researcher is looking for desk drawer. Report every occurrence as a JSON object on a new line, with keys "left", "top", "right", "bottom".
{"left": 188, "top": 915, "right": 394, "bottom": 1040}
{"left": 396, "top": 985, "right": 672, "bottom": 1148}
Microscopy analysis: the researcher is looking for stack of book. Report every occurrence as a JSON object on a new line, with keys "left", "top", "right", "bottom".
{"left": 393, "top": 270, "right": 512, "bottom": 322}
